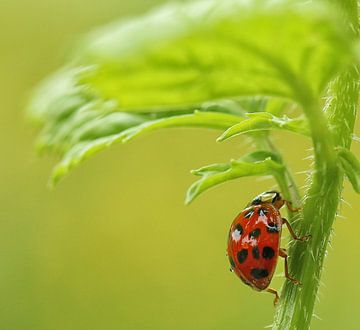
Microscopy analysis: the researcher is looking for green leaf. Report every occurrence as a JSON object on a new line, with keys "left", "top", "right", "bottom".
{"left": 119, "top": 111, "right": 243, "bottom": 143}
{"left": 36, "top": 101, "right": 147, "bottom": 153}
{"left": 50, "top": 139, "right": 115, "bottom": 186}
{"left": 34, "top": 91, "right": 275, "bottom": 153}
{"left": 42, "top": 96, "right": 284, "bottom": 153}
{"left": 186, "top": 151, "right": 284, "bottom": 204}
{"left": 217, "top": 112, "right": 309, "bottom": 142}
{"left": 27, "top": 0, "right": 354, "bottom": 123}
{"left": 28, "top": 68, "right": 95, "bottom": 123}
{"left": 76, "top": 0, "right": 353, "bottom": 111}
{"left": 27, "top": 0, "right": 355, "bottom": 189}
{"left": 337, "top": 147, "right": 360, "bottom": 193}
{"left": 49, "top": 111, "right": 243, "bottom": 185}
{"left": 42, "top": 96, "right": 284, "bottom": 185}
{"left": 46, "top": 99, "right": 296, "bottom": 186}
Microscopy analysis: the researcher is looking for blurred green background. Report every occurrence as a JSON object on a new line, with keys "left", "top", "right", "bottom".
{"left": 1, "top": 1, "right": 360, "bottom": 329}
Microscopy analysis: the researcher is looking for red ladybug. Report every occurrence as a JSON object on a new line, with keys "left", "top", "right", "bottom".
{"left": 227, "top": 191, "right": 310, "bottom": 305}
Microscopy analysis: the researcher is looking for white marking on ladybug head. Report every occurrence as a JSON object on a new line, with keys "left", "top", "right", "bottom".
{"left": 260, "top": 192, "right": 278, "bottom": 203}
{"left": 231, "top": 229, "right": 241, "bottom": 242}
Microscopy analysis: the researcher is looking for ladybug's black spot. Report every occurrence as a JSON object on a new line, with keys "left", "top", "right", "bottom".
{"left": 229, "top": 256, "right": 236, "bottom": 268}
{"left": 251, "top": 268, "right": 269, "bottom": 279}
{"left": 252, "top": 246, "right": 260, "bottom": 259}
{"left": 237, "top": 249, "right": 248, "bottom": 264}
{"left": 262, "top": 247, "right": 275, "bottom": 260}
{"left": 235, "top": 224, "right": 243, "bottom": 235}
{"left": 267, "top": 222, "right": 280, "bottom": 233}
{"left": 244, "top": 210, "right": 254, "bottom": 218}
{"left": 249, "top": 228, "right": 261, "bottom": 239}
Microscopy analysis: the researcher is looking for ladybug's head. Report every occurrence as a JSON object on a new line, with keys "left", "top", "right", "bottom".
{"left": 250, "top": 191, "right": 285, "bottom": 210}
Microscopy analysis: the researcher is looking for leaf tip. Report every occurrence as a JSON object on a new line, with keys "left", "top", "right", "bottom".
{"left": 49, "top": 165, "right": 67, "bottom": 188}
{"left": 216, "top": 133, "right": 227, "bottom": 142}
{"left": 184, "top": 193, "right": 194, "bottom": 205}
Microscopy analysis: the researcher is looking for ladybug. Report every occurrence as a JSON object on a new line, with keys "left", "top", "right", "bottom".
{"left": 227, "top": 191, "right": 310, "bottom": 305}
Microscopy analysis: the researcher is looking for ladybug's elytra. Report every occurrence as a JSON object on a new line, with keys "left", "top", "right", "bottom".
{"left": 227, "top": 191, "right": 310, "bottom": 305}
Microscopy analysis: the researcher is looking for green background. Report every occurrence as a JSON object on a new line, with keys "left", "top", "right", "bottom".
{"left": 1, "top": 0, "right": 359, "bottom": 329}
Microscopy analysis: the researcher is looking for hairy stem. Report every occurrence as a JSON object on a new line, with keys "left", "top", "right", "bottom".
{"left": 272, "top": 1, "right": 359, "bottom": 328}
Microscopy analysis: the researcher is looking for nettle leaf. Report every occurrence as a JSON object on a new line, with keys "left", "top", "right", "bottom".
{"left": 49, "top": 111, "right": 243, "bottom": 185}
{"left": 186, "top": 151, "right": 284, "bottom": 204}
{"left": 44, "top": 96, "right": 286, "bottom": 185}
{"left": 118, "top": 111, "right": 242, "bottom": 143}
{"left": 51, "top": 139, "right": 113, "bottom": 186}
{"left": 49, "top": 98, "right": 289, "bottom": 185}
{"left": 37, "top": 101, "right": 147, "bottom": 153}
{"left": 76, "top": 0, "right": 352, "bottom": 111}
{"left": 28, "top": 68, "right": 95, "bottom": 124}
{"left": 28, "top": 0, "right": 353, "bottom": 122}
{"left": 337, "top": 147, "right": 360, "bottom": 193}
{"left": 27, "top": 0, "right": 355, "bottom": 187}
{"left": 217, "top": 112, "right": 309, "bottom": 142}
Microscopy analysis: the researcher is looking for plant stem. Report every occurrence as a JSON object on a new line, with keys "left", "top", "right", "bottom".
{"left": 256, "top": 134, "right": 301, "bottom": 214}
{"left": 272, "top": 2, "right": 359, "bottom": 328}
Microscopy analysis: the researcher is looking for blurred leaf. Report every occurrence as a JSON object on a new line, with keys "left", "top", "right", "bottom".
{"left": 44, "top": 96, "right": 285, "bottom": 184}
{"left": 36, "top": 93, "right": 279, "bottom": 153}
{"left": 68, "top": 112, "right": 146, "bottom": 145}
{"left": 217, "top": 112, "right": 309, "bottom": 142}
{"left": 27, "top": 0, "right": 355, "bottom": 188}
{"left": 41, "top": 98, "right": 302, "bottom": 186}
{"left": 338, "top": 147, "right": 360, "bottom": 193}
{"left": 37, "top": 101, "right": 147, "bottom": 153}
{"left": 76, "top": 0, "right": 352, "bottom": 111}
{"left": 186, "top": 151, "right": 284, "bottom": 204}
{"left": 50, "top": 111, "right": 243, "bottom": 185}
{"left": 28, "top": 0, "right": 353, "bottom": 123}
{"left": 119, "top": 111, "right": 242, "bottom": 143}
{"left": 264, "top": 98, "right": 296, "bottom": 117}
{"left": 28, "top": 68, "right": 95, "bottom": 123}
{"left": 50, "top": 139, "right": 112, "bottom": 186}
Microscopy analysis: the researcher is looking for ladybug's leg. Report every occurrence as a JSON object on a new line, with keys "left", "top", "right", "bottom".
{"left": 284, "top": 200, "right": 301, "bottom": 213}
{"left": 279, "top": 248, "right": 301, "bottom": 286}
{"left": 265, "top": 288, "right": 279, "bottom": 306}
{"left": 282, "top": 218, "right": 311, "bottom": 241}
